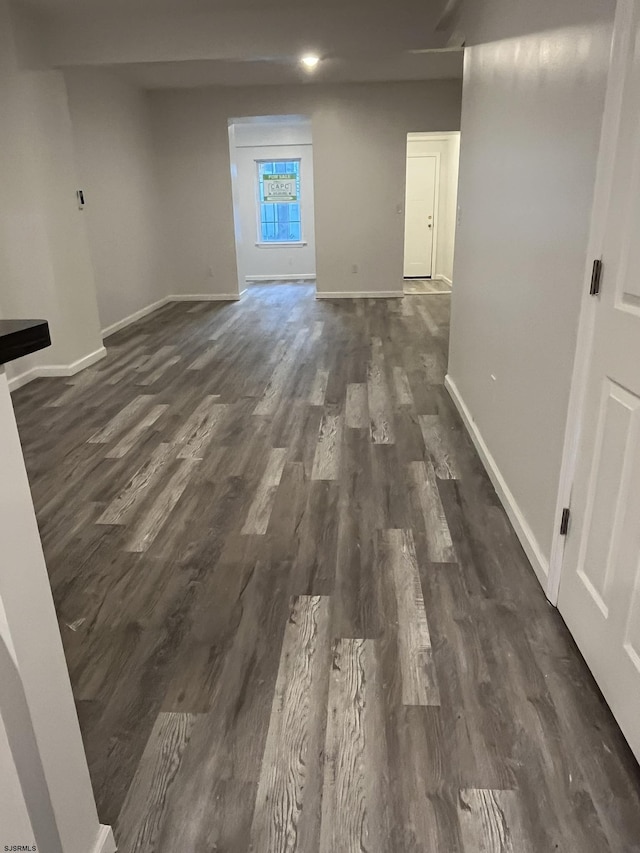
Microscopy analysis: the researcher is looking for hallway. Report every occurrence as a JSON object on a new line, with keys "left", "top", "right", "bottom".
{"left": 12, "top": 284, "right": 640, "bottom": 851}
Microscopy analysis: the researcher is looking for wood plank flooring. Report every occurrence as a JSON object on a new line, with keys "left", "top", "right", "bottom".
{"left": 12, "top": 283, "right": 640, "bottom": 852}
{"left": 403, "top": 279, "right": 452, "bottom": 295}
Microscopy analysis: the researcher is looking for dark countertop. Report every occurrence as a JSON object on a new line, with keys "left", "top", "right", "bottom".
{"left": 0, "top": 320, "right": 51, "bottom": 366}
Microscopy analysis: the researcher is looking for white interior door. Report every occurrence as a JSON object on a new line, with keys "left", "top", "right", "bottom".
{"left": 558, "top": 0, "right": 640, "bottom": 763}
{"left": 404, "top": 154, "right": 437, "bottom": 278}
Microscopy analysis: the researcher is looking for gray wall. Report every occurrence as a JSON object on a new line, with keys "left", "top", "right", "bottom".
{"left": 150, "top": 80, "right": 462, "bottom": 297}
{"left": 65, "top": 68, "right": 165, "bottom": 333}
{"left": 448, "top": 0, "right": 614, "bottom": 570}
{"left": 0, "top": 1, "right": 103, "bottom": 388}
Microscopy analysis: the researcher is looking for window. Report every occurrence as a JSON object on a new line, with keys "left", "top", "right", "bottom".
{"left": 257, "top": 159, "right": 302, "bottom": 243}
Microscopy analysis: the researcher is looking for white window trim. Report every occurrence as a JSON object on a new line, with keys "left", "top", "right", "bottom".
{"left": 255, "top": 241, "right": 308, "bottom": 249}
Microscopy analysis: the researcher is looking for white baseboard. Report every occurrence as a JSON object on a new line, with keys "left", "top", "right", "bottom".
{"left": 444, "top": 374, "right": 550, "bottom": 589}
{"left": 102, "top": 293, "right": 241, "bottom": 339}
{"left": 101, "top": 296, "right": 170, "bottom": 337}
{"left": 37, "top": 347, "right": 107, "bottom": 378}
{"left": 8, "top": 347, "right": 107, "bottom": 392}
{"left": 8, "top": 367, "right": 41, "bottom": 392}
{"left": 246, "top": 274, "right": 315, "bottom": 282}
{"left": 9, "top": 288, "right": 242, "bottom": 393}
{"left": 10, "top": 289, "right": 241, "bottom": 392}
{"left": 8, "top": 289, "right": 244, "bottom": 394}
{"left": 435, "top": 274, "right": 453, "bottom": 286}
{"left": 316, "top": 290, "right": 404, "bottom": 299}
{"left": 168, "top": 293, "right": 240, "bottom": 301}
{"left": 91, "top": 825, "right": 116, "bottom": 853}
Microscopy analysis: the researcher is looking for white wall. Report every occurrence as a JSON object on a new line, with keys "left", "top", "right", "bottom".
{"left": 65, "top": 69, "right": 165, "bottom": 334}
{"left": 0, "top": 607, "right": 36, "bottom": 850}
{"left": 150, "top": 81, "right": 462, "bottom": 298}
{"left": 0, "top": 1, "right": 104, "bottom": 389}
{"left": 0, "top": 713, "right": 35, "bottom": 848}
{"left": 0, "top": 370, "right": 113, "bottom": 853}
{"left": 444, "top": 133, "right": 460, "bottom": 282}
{"left": 405, "top": 132, "right": 460, "bottom": 284}
{"left": 230, "top": 118, "right": 316, "bottom": 285}
{"left": 0, "top": 712, "right": 36, "bottom": 850}
{"left": 447, "top": 0, "right": 614, "bottom": 578}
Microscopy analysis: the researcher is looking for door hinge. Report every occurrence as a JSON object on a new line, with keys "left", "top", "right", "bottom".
{"left": 590, "top": 259, "right": 603, "bottom": 295}
{"left": 560, "top": 507, "right": 571, "bottom": 536}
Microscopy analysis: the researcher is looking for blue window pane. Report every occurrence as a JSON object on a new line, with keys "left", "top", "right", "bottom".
{"left": 257, "top": 159, "right": 302, "bottom": 242}
{"left": 260, "top": 221, "right": 275, "bottom": 241}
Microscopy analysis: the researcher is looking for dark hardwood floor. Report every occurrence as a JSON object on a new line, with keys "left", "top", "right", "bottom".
{"left": 12, "top": 283, "right": 640, "bottom": 852}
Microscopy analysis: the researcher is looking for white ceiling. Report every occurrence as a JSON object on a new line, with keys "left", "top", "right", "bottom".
{"left": 107, "top": 51, "right": 463, "bottom": 90}
{"left": 21, "top": 0, "right": 440, "bottom": 13}
{"left": 16, "top": 0, "right": 464, "bottom": 89}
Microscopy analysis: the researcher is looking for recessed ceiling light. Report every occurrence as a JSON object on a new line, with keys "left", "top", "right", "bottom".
{"left": 301, "top": 55, "right": 320, "bottom": 70}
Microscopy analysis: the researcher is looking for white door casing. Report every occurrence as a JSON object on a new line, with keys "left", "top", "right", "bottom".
{"left": 557, "top": 0, "right": 640, "bottom": 763}
{"left": 404, "top": 154, "right": 438, "bottom": 278}
{"left": 234, "top": 143, "right": 317, "bottom": 283}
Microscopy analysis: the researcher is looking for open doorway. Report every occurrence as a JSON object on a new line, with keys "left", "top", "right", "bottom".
{"left": 403, "top": 131, "right": 460, "bottom": 294}
{"left": 228, "top": 115, "right": 317, "bottom": 294}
